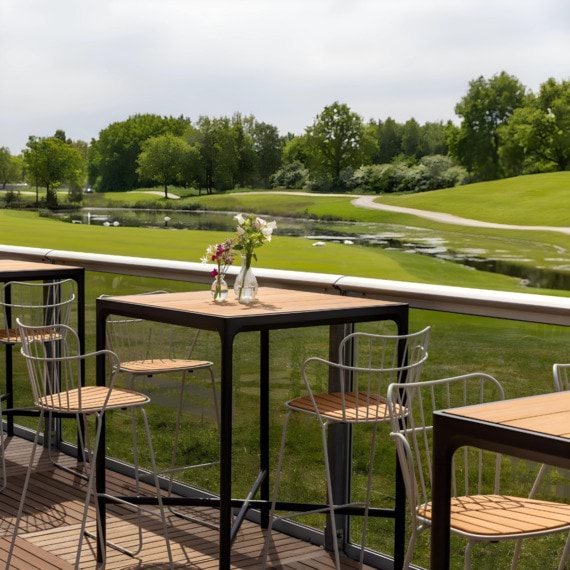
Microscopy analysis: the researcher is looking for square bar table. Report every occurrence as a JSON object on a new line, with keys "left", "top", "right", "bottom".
{"left": 96, "top": 287, "right": 409, "bottom": 569}
{"left": 0, "top": 259, "right": 85, "bottom": 435}
{"left": 431, "top": 391, "right": 570, "bottom": 569}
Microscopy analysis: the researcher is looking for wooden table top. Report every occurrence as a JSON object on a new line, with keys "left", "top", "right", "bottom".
{"left": 0, "top": 259, "right": 81, "bottom": 274}
{"left": 446, "top": 391, "right": 570, "bottom": 439}
{"left": 104, "top": 287, "right": 403, "bottom": 318}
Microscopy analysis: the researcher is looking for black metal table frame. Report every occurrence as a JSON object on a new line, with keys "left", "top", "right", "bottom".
{"left": 0, "top": 262, "right": 85, "bottom": 436}
{"left": 431, "top": 408, "right": 570, "bottom": 569}
{"left": 96, "top": 292, "right": 409, "bottom": 569}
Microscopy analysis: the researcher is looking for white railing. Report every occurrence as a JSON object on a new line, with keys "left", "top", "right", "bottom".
{"left": 1, "top": 244, "right": 570, "bottom": 326}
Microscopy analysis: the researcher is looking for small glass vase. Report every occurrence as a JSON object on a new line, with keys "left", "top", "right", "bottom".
{"left": 211, "top": 276, "right": 229, "bottom": 302}
{"left": 234, "top": 255, "right": 258, "bottom": 304}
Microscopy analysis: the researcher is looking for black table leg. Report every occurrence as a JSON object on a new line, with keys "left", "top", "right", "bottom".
{"left": 431, "top": 413, "right": 453, "bottom": 570}
{"left": 260, "top": 330, "right": 270, "bottom": 528}
{"left": 219, "top": 329, "right": 234, "bottom": 569}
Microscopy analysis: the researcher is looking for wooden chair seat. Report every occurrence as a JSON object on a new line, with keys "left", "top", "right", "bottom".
{"left": 419, "top": 494, "right": 570, "bottom": 536}
{"left": 287, "top": 391, "right": 392, "bottom": 422}
{"left": 38, "top": 386, "right": 150, "bottom": 413}
{"left": 119, "top": 358, "right": 213, "bottom": 375}
{"left": 0, "top": 329, "right": 62, "bottom": 344}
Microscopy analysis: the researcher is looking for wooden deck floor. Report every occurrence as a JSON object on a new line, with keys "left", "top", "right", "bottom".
{"left": 0, "top": 436, "right": 372, "bottom": 569}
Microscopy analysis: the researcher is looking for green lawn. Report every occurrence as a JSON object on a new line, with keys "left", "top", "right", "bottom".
{"left": 378, "top": 171, "right": 570, "bottom": 227}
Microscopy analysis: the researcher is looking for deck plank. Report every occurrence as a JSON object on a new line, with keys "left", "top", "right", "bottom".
{"left": 0, "top": 436, "right": 373, "bottom": 569}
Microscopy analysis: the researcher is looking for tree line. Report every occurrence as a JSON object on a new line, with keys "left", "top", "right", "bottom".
{"left": 1, "top": 72, "right": 569, "bottom": 205}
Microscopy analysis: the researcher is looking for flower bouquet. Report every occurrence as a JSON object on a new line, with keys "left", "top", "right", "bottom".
{"left": 201, "top": 238, "right": 234, "bottom": 302}
{"left": 233, "top": 213, "right": 277, "bottom": 303}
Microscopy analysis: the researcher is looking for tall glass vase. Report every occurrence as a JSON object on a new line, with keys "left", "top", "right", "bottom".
{"left": 233, "top": 255, "right": 258, "bottom": 304}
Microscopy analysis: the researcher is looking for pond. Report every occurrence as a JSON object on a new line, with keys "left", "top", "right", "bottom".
{"left": 51, "top": 208, "right": 570, "bottom": 292}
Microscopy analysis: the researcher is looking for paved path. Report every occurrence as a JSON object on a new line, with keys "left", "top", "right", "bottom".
{"left": 351, "top": 195, "right": 570, "bottom": 236}
{"left": 233, "top": 191, "right": 570, "bottom": 236}
{"left": 128, "top": 190, "right": 180, "bottom": 199}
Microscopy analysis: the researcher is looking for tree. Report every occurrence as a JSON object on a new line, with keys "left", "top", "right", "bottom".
{"left": 401, "top": 118, "right": 422, "bottom": 158}
{"left": 0, "top": 147, "right": 21, "bottom": 189}
{"left": 252, "top": 122, "right": 283, "bottom": 188}
{"left": 375, "top": 117, "right": 402, "bottom": 164}
{"left": 23, "top": 136, "right": 83, "bottom": 208}
{"left": 499, "top": 78, "right": 570, "bottom": 175}
{"left": 419, "top": 121, "right": 449, "bottom": 156}
{"left": 89, "top": 114, "right": 190, "bottom": 192}
{"left": 305, "top": 101, "right": 370, "bottom": 184}
{"left": 231, "top": 114, "right": 256, "bottom": 188}
{"left": 190, "top": 116, "right": 238, "bottom": 194}
{"left": 450, "top": 71, "right": 527, "bottom": 180}
{"left": 136, "top": 134, "right": 198, "bottom": 198}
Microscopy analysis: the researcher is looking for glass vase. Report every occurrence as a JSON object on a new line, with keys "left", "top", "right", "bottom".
{"left": 211, "top": 276, "right": 229, "bottom": 302}
{"left": 233, "top": 255, "right": 258, "bottom": 304}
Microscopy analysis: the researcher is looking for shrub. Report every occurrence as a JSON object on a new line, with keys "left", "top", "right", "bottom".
{"left": 270, "top": 161, "right": 309, "bottom": 189}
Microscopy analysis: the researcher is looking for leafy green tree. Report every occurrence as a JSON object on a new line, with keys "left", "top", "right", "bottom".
{"left": 137, "top": 133, "right": 198, "bottom": 198}
{"left": 252, "top": 122, "right": 283, "bottom": 188}
{"left": 231, "top": 114, "right": 256, "bottom": 188}
{"left": 282, "top": 134, "right": 311, "bottom": 165}
{"left": 89, "top": 114, "right": 190, "bottom": 191}
{"left": 190, "top": 116, "right": 237, "bottom": 193}
{"left": 0, "top": 147, "right": 21, "bottom": 189}
{"left": 305, "top": 101, "right": 371, "bottom": 185}
{"left": 401, "top": 118, "right": 422, "bottom": 158}
{"left": 499, "top": 78, "right": 570, "bottom": 175}
{"left": 374, "top": 117, "right": 402, "bottom": 164}
{"left": 450, "top": 71, "right": 527, "bottom": 180}
{"left": 419, "top": 121, "right": 449, "bottom": 156}
{"left": 23, "top": 136, "right": 83, "bottom": 208}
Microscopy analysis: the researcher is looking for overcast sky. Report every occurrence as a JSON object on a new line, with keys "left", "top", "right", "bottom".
{"left": 1, "top": 0, "right": 569, "bottom": 154}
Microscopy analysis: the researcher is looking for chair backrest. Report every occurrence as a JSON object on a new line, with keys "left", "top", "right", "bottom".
{"left": 553, "top": 363, "right": 570, "bottom": 391}
{"left": 17, "top": 320, "right": 119, "bottom": 411}
{"left": 299, "top": 326, "right": 431, "bottom": 423}
{"left": 1, "top": 279, "right": 75, "bottom": 342}
{"left": 339, "top": 326, "right": 431, "bottom": 384}
{"left": 386, "top": 373, "right": 505, "bottom": 526}
{"left": 101, "top": 291, "right": 200, "bottom": 363}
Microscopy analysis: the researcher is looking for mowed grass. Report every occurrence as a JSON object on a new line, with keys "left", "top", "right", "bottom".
{"left": 378, "top": 171, "right": 570, "bottom": 227}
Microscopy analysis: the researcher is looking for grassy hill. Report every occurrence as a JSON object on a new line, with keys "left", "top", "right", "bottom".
{"left": 378, "top": 172, "right": 570, "bottom": 227}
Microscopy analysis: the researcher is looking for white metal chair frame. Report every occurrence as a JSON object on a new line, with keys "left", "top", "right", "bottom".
{"left": 387, "top": 373, "right": 570, "bottom": 570}
{"left": 7, "top": 322, "right": 173, "bottom": 569}
{"left": 0, "top": 279, "right": 76, "bottom": 480}
{"left": 102, "top": 292, "right": 220, "bottom": 528}
{"left": 262, "top": 326, "right": 431, "bottom": 570}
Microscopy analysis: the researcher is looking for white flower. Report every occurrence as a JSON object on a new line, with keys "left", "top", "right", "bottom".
{"left": 200, "top": 255, "right": 209, "bottom": 264}
{"left": 261, "top": 227, "right": 273, "bottom": 241}
{"left": 237, "top": 226, "right": 245, "bottom": 236}
{"left": 267, "top": 220, "right": 277, "bottom": 230}
{"left": 234, "top": 213, "right": 245, "bottom": 225}
{"left": 255, "top": 217, "right": 267, "bottom": 229}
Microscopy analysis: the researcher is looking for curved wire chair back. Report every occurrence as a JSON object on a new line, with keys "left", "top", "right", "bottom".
{"left": 1, "top": 279, "right": 75, "bottom": 344}
{"left": 387, "top": 373, "right": 505, "bottom": 532}
{"left": 17, "top": 320, "right": 120, "bottom": 412}
{"left": 101, "top": 291, "right": 201, "bottom": 364}
{"left": 296, "top": 326, "right": 431, "bottom": 424}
